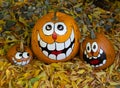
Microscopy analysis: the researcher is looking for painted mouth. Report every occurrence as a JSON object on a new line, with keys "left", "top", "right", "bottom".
{"left": 12, "top": 57, "right": 30, "bottom": 66}
{"left": 83, "top": 49, "right": 106, "bottom": 68}
{"left": 38, "top": 30, "right": 75, "bottom": 60}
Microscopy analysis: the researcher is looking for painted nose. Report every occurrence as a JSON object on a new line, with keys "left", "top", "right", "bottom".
{"left": 91, "top": 50, "right": 94, "bottom": 55}
{"left": 52, "top": 32, "right": 57, "bottom": 40}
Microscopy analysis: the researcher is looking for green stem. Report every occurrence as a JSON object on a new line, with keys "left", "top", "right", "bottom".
{"left": 53, "top": 8, "right": 58, "bottom": 21}
{"left": 90, "top": 30, "right": 96, "bottom": 39}
{"left": 20, "top": 38, "right": 24, "bottom": 52}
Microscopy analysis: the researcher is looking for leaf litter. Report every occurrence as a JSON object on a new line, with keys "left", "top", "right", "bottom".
{"left": 0, "top": 0, "right": 120, "bottom": 88}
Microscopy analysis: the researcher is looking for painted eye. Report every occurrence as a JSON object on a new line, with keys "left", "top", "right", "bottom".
{"left": 23, "top": 52, "right": 29, "bottom": 58}
{"left": 86, "top": 42, "right": 91, "bottom": 53}
{"left": 55, "top": 22, "right": 67, "bottom": 35}
{"left": 15, "top": 52, "right": 22, "bottom": 59}
{"left": 92, "top": 42, "right": 98, "bottom": 52}
{"left": 43, "top": 22, "right": 54, "bottom": 35}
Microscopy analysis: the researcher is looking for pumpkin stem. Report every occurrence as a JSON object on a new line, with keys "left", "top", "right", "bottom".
{"left": 20, "top": 37, "right": 24, "bottom": 52}
{"left": 52, "top": 0, "right": 64, "bottom": 21}
{"left": 53, "top": 8, "right": 58, "bottom": 21}
{"left": 90, "top": 30, "right": 96, "bottom": 39}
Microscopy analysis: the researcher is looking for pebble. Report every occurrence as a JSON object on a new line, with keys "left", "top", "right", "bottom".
{"left": 0, "top": 12, "right": 4, "bottom": 19}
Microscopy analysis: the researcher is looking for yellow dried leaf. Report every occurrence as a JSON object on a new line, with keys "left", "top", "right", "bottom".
{"left": 92, "top": 7, "right": 106, "bottom": 19}
{"left": 0, "top": 20, "right": 5, "bottom": 25}
{"left": 109, "top": 64, "right": 115, "bottom": 74}
{"left": 72, "top": 81, "right": 78, "bottom": 88}
{"left": 96, "top": 71, "right": 106, "bottom": 78}
{"left": 16, "top": 80, "right": 24, "bottom": 86}
{"left": 117, "top": 38, "right": 120, "bottom": 42}
{"left": 33, "top": 81, "right": 39, "bottom": 88}
{"left": 54, "top": 72, "right": 70, "bottom": 83}
{"left": 23, "top": 72, "right": 32, "bottom": 79}
{"left": 0, "top": 78, "right": 6, "bottom": 86}
{"left": 82, "top": 24, "right": 88, "bottom": 33}
{"left": 38, "top": 71, "right": 48, "bottom": 80}
{"left": 77, "top": 69, "right": 85, "bottom": 74}
{"left": 76, "top": 78, "right": 84, "bottom": 85}
{"left": 33, "top": 70, "right": 41, "bottom": 77}
{"left": 51, "top": 63, "right": 62, "bottom": 68}
{"left": 9, "top": 80, "right": 12, "bottom": 88}
{"left": 0, "top": 27, "right": 3, "bottom": 32}
{"left": 6, "top": 69, "right": 11, "bottom": 80}
{"left": 109, "top": 82, "right": 120, "bottom": 86}
{"left": 83, "top": 85, "right": 89, "bottom": 88}
{"left": 88, "top": 15, "right": 92, "bottom": 22}
{"left": 19, "top": 16, "right": 28, "bottom": 26}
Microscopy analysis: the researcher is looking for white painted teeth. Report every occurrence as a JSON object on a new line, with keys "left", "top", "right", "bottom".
{"left": 93, "top": 57, "right": 97, "bottom": 59}
{"left": 49, "top": 54, "right": 56, "bottom": 60}
{"left": 65, "top": 39, "right": 70, "bottom": 48}
{"left": 100, "top": 49, "right": 103, "bottom": 54}
{"left": 56, "top": 42, "right": 64, "bottom": 51}
{"left": 84, "top": 51, "right": 87, "bottom": 55}
{"left": 70, "top": 30, "right": 74, "bottom": 42}
{"left": 87, "top": 55, "right": 89, "bottom": 58}
{"left": 103, "top": 59, "right": 106, "bottom": 64}
{"left": 47, "top": 43, "right": 55, "bottom": 51}
{"left": 66, "top": 48, "right": 72, "bottom": 57}
{"left": 43, "top": 51, "right": 48, "bottom": 56}
{"left": 12, "top": 57, "right": 30, "bottom": 66}
{"left": 89, "top": 57, "right": 92, "bottom": 59}
{"left": 98, "top": 54, "right": 100, "bottom": 58}
{"left": 38, "top": 29, "right": 75, "bottom": 60}
{"left": 57, "top": 54, "right": 66, "bottom": 60}
{"left": 40, "top": 39, "right": 47, "bottom": 48}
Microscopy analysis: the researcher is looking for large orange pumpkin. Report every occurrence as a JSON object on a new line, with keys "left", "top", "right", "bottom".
{"left": 31, "top": 12, "right": 81, "bottom": 63}
{"left": 80, "top": 32, "right": 115, "bottom": 70}
{"left": 7, "top": 44, "right": 33, "bottom": 66}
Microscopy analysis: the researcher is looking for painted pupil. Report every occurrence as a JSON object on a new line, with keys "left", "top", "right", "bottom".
{"left": 46, "top": 25, "right": 52, "bottom": 30}
{"left": 93, "top": 45, "right": 96, "bottom": 49}
{"left": 19, "top": 53, "right": 22, "bottom": 56}
{"left": 87, "top": 46, "right": 90, "bottom": 50}
{"left": 57, "top": 25, "right": 63, "bottom": 30}
{"left": 27, "top": 53, "right": 29, "bottom": 56}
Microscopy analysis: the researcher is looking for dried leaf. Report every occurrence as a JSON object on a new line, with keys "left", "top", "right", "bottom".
{"left": 0, "top": 0, "right": 120, "bottom": 88}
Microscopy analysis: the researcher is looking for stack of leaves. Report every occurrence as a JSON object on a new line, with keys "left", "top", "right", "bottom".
{"left": 0, "top": 0, "right": 120, "bottom": 88}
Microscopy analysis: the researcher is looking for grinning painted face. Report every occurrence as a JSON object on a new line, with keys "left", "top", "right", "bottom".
{"left": 7, "top": 45, "right": 33, "bottom": 66}
{"left": 38, "top": 22, "right": 75, "bottom": 60}
{"left": 83, "top": 42, "right": 106, "bottom": 68}
{"left": 31, "top": 12, "right": 81, "bottom": 63}
{"left": 80, "top": 33, "right": 115, "bottom": 70}
{"left": 12, "top": 51, "right": 31, "bottom": 66}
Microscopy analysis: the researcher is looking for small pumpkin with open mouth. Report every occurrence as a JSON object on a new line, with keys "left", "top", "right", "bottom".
{"left": 31, "top": 12, "right": 81, "bottom": 63}
{"left": 7, "top": 41, "right": 33, "bottom": 66}
{"left": 80, "top": 30, "right": 115, "bottom": 70}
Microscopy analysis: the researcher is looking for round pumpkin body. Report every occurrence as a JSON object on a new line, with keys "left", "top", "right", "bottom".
{"left": 7, "top": 44, "right": 33, "bottom": 66}
{"left": 31, "top": 12, "right": 81, "bottom": 63}
{"left": 80, "top": 33, "right": 115, "bottom": 70}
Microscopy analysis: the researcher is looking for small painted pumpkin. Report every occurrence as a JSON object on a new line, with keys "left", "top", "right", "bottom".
{"left": 31, "top": 12, "right": 81, "bottom": 63}
{"left": 80, "top": 31, "right": 115, "bottom": 70}
{"left": 7, "top": 44, "right": 33, "bottom": 66}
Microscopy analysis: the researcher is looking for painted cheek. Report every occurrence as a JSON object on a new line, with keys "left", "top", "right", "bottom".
{"left": 87, "top": 52, "right": 93, "bottom": 57}
{"left": 86, "top": 50, "right": 99, "bottom": 57}
{"left": 93, "top": 51, "right": 99, "bottom": 57}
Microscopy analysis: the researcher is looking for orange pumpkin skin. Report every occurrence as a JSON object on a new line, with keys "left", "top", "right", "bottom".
{"left": 7, "top": 44, "right": 33, "bottom": 66}
{"left": 80, "top": 33, "right": 115, "bottom": 70}
{"left": 31, "top": 12, "right": 81, "bottom": 63}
